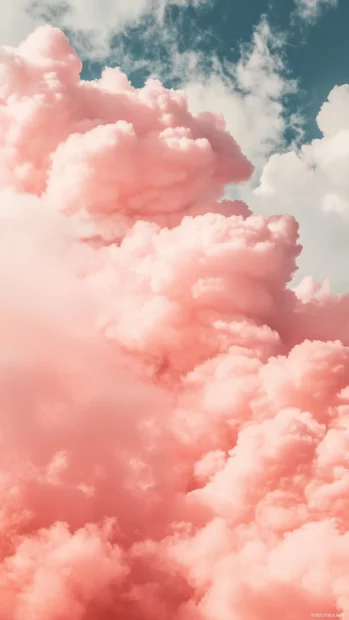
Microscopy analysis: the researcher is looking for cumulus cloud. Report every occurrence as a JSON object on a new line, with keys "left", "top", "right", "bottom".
{"left": 0, "top": 25, "right": 348, "bottom": 619}
{"left": 251, "top": 83, "right": 349, "bottom": 292}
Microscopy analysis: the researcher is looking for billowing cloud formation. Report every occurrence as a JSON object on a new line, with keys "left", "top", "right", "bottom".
{"left": 251, "top": 83, "right": 349, "bottom": 291}
{"left": 0, "top": 25, "right": 349, "bottom": 620}
{"left": 257, "top": 84, "right": 349, "bottom": 217}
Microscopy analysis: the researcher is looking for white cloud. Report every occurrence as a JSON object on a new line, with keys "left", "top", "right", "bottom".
{"left": 248, "top": 83, "right": 349, "bottom": 292}
{"left": 0, "top": 2, "right": 39, "bottom": 47}
{"left": 178, "top": 20, "right": 303, "bottom": 166}
{"left": 294, "top": 0, "right": 338, "bottom": 21}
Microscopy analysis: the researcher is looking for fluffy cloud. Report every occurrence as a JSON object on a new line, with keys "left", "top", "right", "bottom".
{"left": 251, "top": 83, "right": 349, "bottom": 292}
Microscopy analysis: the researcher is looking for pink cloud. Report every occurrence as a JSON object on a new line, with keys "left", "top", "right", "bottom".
{"left": 0, "top": 25, "right": 348, "bottom": 620}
